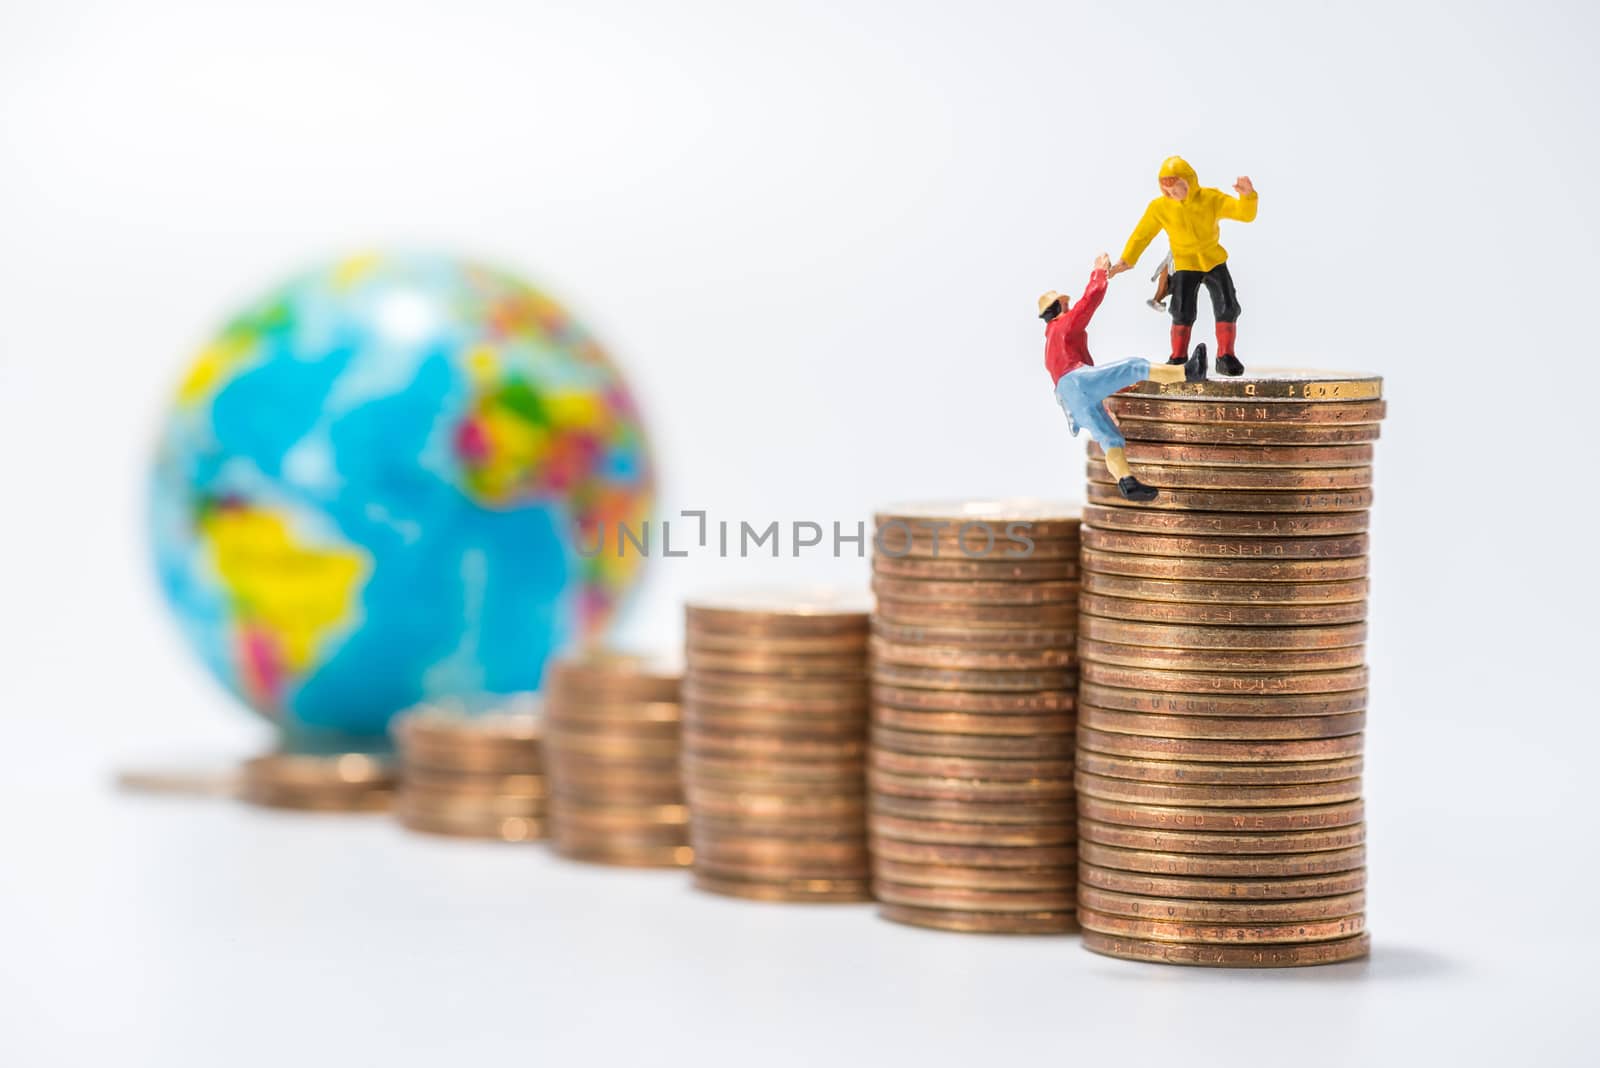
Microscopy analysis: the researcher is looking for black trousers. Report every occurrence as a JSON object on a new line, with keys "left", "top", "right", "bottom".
{"left": 1169, "top": 262, "right": 1241, "bottom": 326}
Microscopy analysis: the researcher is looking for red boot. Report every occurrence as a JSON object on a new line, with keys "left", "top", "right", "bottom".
{"left": 1168, "top": 324, "right": 1191, "bottom": 365}
{"left": 1215, "top": 322, "right": 1243, "bottom": 376}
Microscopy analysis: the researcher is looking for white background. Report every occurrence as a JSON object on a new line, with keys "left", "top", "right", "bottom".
{"left": 2, "top": 0, "right": 1597, "bottom": 1064}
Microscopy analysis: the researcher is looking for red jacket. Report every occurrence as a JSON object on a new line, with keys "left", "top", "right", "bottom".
{"left": 1044, "top": 269, "right": 1108, "bottom": 384}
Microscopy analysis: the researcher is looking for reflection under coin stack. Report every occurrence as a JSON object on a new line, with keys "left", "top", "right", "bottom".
{"left": 1076, "top": 372, "right": 1383, "bottom": 967}
{"left": 868, "top": 503, "right": 1081, "bottom": 934}
{"left": 391, "top": 703, "right": 548, "bottom": 841}
{"left": 239, "top": 752, "right": 396, "bottom": 812}
{"left": 682, "top": 593, "right": 874, "bottom": 903}
{"left": 544, "top": 654, "right": 692, "bottom": 868}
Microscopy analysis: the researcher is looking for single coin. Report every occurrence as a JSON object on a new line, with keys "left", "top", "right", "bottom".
{"left": 1078, "top": 682, "right": 1367, "bottom": 717}
{"left": 548, "top": 778, "right": 685, "bottom": 806}
{"left": 1079, "top": 617, "right": 1367, "bottom": 651}
{"left": 871, "top": 725, "right": 1076, "bottom": 759}
{"left": 1105, "top": 396, "right": 1386, "bottom": 425}
{"left": 1124, "top": 370, "right": 1383, "bottom": 402}
{"left": 1085, "top": 481, "right": 1375, "bottom": 514}
{"left": 549, "top": 801, "right": 690, "bottom": 831}
{"left": 874, "top": 597, "right": 1080, "bottom": 627}
{"left": 874, "top": 879, "right": 1077, "bottom": 912}
{"left": 1077, "top": 818, "right": 1365, "bottom": 855}
{"left": 1083, "top": 571, "right": 1369, "bottom": 606}
{"left": 1111, "top": 419, "right": 1383, "bottom": 445}
{"left": 396, "top": 805, "right": 545, "bottom": 840}
{"left": 1081, "top": 662, "right": 1369, "bottom": 696}
{"left": 685, "top": 627, "right": 870, "bottom": 655}
{"left": 683, "top": 703, "right": 868, "bottom": 734}
{"left": 1078, "top": 862, "right": 1367, "bottom": 901}
{"left": 399, "top": 787, "right": 548, "bottom": 819}
{"left": 689, "top": 815, "right": 865, "bottom": 842}
{"left": 1079, "top": 907, "right": 1366, "bottom": 945}
{"left": 1075, "top": 772, "right": 1362, "bottom": 808}
{"left": 1082, "top": 528, "right": 1369, "bottom": 560}
{"left": 546, "top": 652, "right": 682, "bottom": 702}
{"left": 870, "top": 812, "right": 1076, "bottom": 846}
{"left": 875, "top": 500, "right": 1083, "bottom": 539}
{"left": 1082, "top": 548, "right": 1368, "bottom": 582}
{"left": 545, "top": 733, "right": 681, "bottom": 760}
{"left": 682, "top": 729, "right": 864, "bottom": 762}
{"left": 880, "top": 904, "right": 1080, "bottom": 934}
{"left": 693, "top": 855, "right": 870, "bottom": 883}
{"left": 544, "top": 702, "right": 683, "bottom": 730}
{"left": 685, "top": 589, "right": 872, "bottom": 636}
{"left": 1087, "top": 439, "right": 1375, "bottom": 469}
{"left": 1087, "top": 460, "right": 1372, "bottom": 492}
{"left": 686, "top": 672, "right": 869, "bottom": 701}
{"left": 1079, "top": 840, "right": 1366, "bottom": 878}
{"left": 871, "top": 575, "right": 1082, "bottom": 606}
{"left": 403, "top": 768, "right": 546, "bottom": 798}
{"left": 400, "top": 742, "right": 543, "bottom": 776}
{"left": 872, "top": 706, "right": 1074, "bottom": 737}
{"left": 1079, "top": 887, "right": 1366, "bottom": 923}
{"left": 691, "top": 871, "right": 873, "bottom": 903}
{"left": 242, "top": 784, "right": 396, "bottom": 813}
{"left": 115, "top": 765, "right": 242, "bottom": 798}
{"left": 553, "top": 840, "right": 694, "bottom": 868}
{"left": 874, "top": 534, "right": 1081, "bottom": 561}
{"left": 394, "top": 708, "right": 541, "bottom": 749}
{"left": 873, "top": 555, "right": 1080, "bottom": 582}
{"left": 1081, "top": 930, "right": 1370, "bottom": 967}
{"left": 1080, "top": 707, "right": 1365, "bottom": 741}
{"left": 869, "top": 637, "right": 1076, "bottom": 671}
{"left": 242, "top": 752, "right": 397, "bottom": 789}
{"left": 872, "top": 661, "right": 1077, "bottom": 693}
{"left": 1082, "top": 504, "right": 1369, "bottom": 537}
{"left": 685, "top": 787, "right": 866, "bottom": 822}
{"left": 1077, "top": 796, "right": 1364, "bottom": 832}
{"left": 1078, "top": 640, "right": 1367, "bottom": 674}
{"left": 1077, "top": 727, "right": 1364, "bottom": 764}
{"left": 1076, "top": 752, "right": 1362, "bottom": 786}
{"left": 682, "top": 687, "right": 867, "bottom": 717}
{"left": 551, "top": 823, "right": 692, "bottom": 849}
{"left": 682, "top": 754, "right": 865, "bottom": 786}
{"left": 1080, "top": 593, "right": 1366, "bottom": 627}
{"left": 684, "top": 648, "right": 868, "bottom": 678}
{"left": 873, "top": 858, "right": 1075, "bottom": 891}
{"left": 869, "top": 792, "right": 1075, "bottom": 826}
{"left": 869, "top": 618, "right": 1079, "bottom": 650}
{"left": 871, "top": 749, "right": 1075, "bottom": 782}
{"left": 691, "top": 836, "right": 869, "bottom": 866}
{"left": 870, "top": 838, "right": 1077, "bottom": 868}
{"left": 872, "top": 683, "right": 1074, "bottom": 713}
{"left": 869, "top": 768, "right": 1074, "bottom": 803}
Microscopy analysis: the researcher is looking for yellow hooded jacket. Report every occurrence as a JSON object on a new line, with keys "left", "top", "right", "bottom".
{"left": 1119, "top": 157, "right": 1257, "bottom": 273}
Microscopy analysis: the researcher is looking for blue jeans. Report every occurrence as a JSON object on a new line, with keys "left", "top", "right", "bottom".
{"left": 1054, "top": 358, "right": 1150, "bottom": 450}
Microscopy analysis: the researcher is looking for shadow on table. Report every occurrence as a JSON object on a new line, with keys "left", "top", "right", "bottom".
{"left": 1087, "top": 943, "right": 1458, "bottom": 984}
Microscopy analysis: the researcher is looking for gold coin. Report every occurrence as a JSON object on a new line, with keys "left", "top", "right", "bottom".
{"left": 1081, "top": 504, "right": 1368, "bottom": 537}
{"left": 1078, "top": 640, "right": 1366, "bottom": 673}
{"left": 690, "top": 871, "right": 873, "bottom": 903}
{"left": 1079, "top": 841, "right": 1366, "bottom": 878}
{"left": 872, "top": 706, "right": 1073, "bottom": 737}
{"left": 693, "top": 854, "right": 871, "bottom": 883}
{"left": 1080, "top": 593, "right": 1366, "bottom": 627}
{"left": 1079, "top": 887, "right": 1366, "bottom": 923}
{"left": 684, "top": 590, "right": 871, "bottom": 635}
{"left": 871, "top": 749, "right": 1075, "bottom": 782}
{"left": 403, "top": 768, "right": 546, "bottom": 798}
{"left": 1078, "top": 795, "right": 1364, "bottom": 832}
{"left": 396, "top": 804, "right": 545, "bottom": 840}
{"left": 684, "top": 626, "right": 870, "bottom": 655}
{"left": 873, "top": 555, "right": 1080, "bottom": 582}
{"left": 548, "top": 779, "right": 684, "bottom": 806}
{"left": 869, "top": 768, "right": 1074, "bottom": 803}
{"left": 1080, "top": 907, "right": 1366, "bottom": 945}
{"left": 870, "top": 837, "right": 1077, "bottom": 868}
{"left": 1083, "top": 571, "right": 1368, "bottom": 606}
{"left": 685, "top": 787, "right": 866, "bottom": 822}
{"left": 683, "top": 703, "right": 868, "bottom": 734}
{"left": 116, "top": 765, "right": 242, "bottom": 798}
{"left": 242, "top": 752, "right": 396, "bottom": 789}
{"left": 871, "top": 725, "right": 1075, "bottom": 759}
{"left": 1077, "top": 818, "right": 1364, "bottom": 855}
{"left": 550, "top": 801, "right": 689, "bottom": 831}
{"left": 399, "top": 741, "right": 543, "bottom": 776}
{"left": 874, "top": 858, "right": 1074, "bottom": 891}
{"left": 545, "top": 733, "right": 681, "bottom": 761}
{"left": 1085, "top": 481, "right": 1375, "bottom": 513}
{"left": 1087, "top": 439, "right": 1374, "bottom": 469}
{"left": 870, "top": 812, "right": 1076, "bottom": 846}
{"left": 553, "top": 839, "right": 693, "bottom": 868}
{"left": 1125, "top": 370, "right": 1383, "bottom": 402}
{"left": 399, "top": 787, "right": 548, "bottom": 818}
{"left": 1079, "top": 862, "right": 1367, "bottom": 901}
{"left": 872, "top": 661, "right": 1077, "bottom": 693}
{"left": 1075, "top": 772, "right": 1362, "bottom": 808}
{"left": 686, "top": 672, "right": 868, "bottom": 701}
{"left": 689, "top": 815, "right": 865, "bottom": 843}
{"left": 546, "top": 652, "right": 682, "bottom": 702}
{"left": 1080, "top": 617, "right": 1366, "bottom": 650}
{"left": 869, "top": 618, "right": 1078, "bottom": 650}
{"left": 242, "top": 784, "right": 396, "bottom": 813}
{"left": 1106, "top": 396, "right": 1386, "bottom": 425}
{"left": 869, "top": 792, "right": 1074, "bottom": 825}
{"left": 684, "top": 648, "right": 867, "bottom": 678}
{"left": 1113, "top": 418, "right": 1383, "bottom": 445}
{"left": 1082, "top": 527, "right": 1369, "bottom": 560}
{"left": 874, "top": 879, "right": 1076, "bottom": 912}
{"left": 871, "top": 575, "right": 1081, "bottom": 606}
{"left": 1087, "top": 460, "right": 1372, "bottom": 492}
{"left": 1081, "top": 930, "right": 1370, "bottom": 967}
{"left": 1078, "top": 682, "right": 1366, "bottom": 717}
{"left": 1076, "top": 752, "right": 1362, "bottom": 786}
{"left": 682, "top": 754, "right": 865, "bottom": 786}
{"left": 1080, "top": 706, "right": 1365, "bottom": 741}
{"left": 876, "top": 536, "right": 1081, "bottom": 561}
{"left": 880, "top": 904, "right": 1080, "bottom": 934}
{"left": 1077, "top": 727, "right": 1364, "bottom": 763}
{"left": 692, "top": 836, "right": 869, "bottom": 866}
{"left": 1080, "top": 662, "right": 1368, "bottom": 696}
{"left": 869, "top": 637, "right": 1076, "bottom": 672}
{"left": 1082, "top": 548, "right": 1368, "bottom": 582}
{"left": 872, "top": 683, "right": 1074, "bottom": 713}
{"left": 873, "top": 597, "right": 1080, "bottom": 627}
{"left": 394, "top": 709, "right": 540, "bottom": 749}
{"left": 682, "top": 729, "right": 864, "bottom": 761}
{"left": 875, "top": 501, "right": 1083, "bottom": 539}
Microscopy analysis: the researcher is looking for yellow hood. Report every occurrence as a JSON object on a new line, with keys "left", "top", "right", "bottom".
{"left": 1158, "top": 156, "right": 1198, "bottom": 195}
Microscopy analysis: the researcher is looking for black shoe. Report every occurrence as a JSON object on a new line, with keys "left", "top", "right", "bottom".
{"left": 1217, "top": 352, "right": 1245, "bottom": 377}
{"left": 1184, "top": 342, "right": 1208, "bottom": 382}
{"left": 1117, "top": 476, "right": 1159, "bottom": 502}
{"left": 1165, "top": 354, "right": 1187, "bottom": 365}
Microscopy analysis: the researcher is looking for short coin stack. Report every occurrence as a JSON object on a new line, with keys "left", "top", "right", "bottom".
{"left": 683, "top": 591, "right": 873, "bottom": 903}
{"left": 392, "top": 701, "right": 547, "bottom": 841}
{"left": 240, "top": 752, "right": 396, "bottom": 812}
{"left": 545, "top": 653, "right": 692, "bottom": 868}
{"left": 1077, "top": 371, "right": 1382, "bottom": 967}
{"left": 869, "top": 502, "right": 1081, "bottom": 934}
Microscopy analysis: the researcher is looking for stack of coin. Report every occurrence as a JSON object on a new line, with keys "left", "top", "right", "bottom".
{"left": 868, "top": 501, "right": 1081, "bottom": 934}
{"left": 683, "top": 591, "right": 873, "bottom": 903}
{"left": 391, "top": 701, "right": 547, "bottom": 841}
{"left": 1077, "top": 371, "right": 1382, "bottom": 967}
{"left": 239, "top": 752, "right": 396, "bottom": 812}
{"left": 545, "top": 653, "right": 691, "bottom": 868}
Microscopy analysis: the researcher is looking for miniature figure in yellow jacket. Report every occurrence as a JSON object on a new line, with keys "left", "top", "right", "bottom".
{"left": 1109, "top": 157, "right": 1257, "bottom": 377}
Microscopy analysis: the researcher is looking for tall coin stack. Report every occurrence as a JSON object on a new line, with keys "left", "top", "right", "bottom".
{"left": 545, "top": 653, "right": 692, "bottom": 868}
{"left": 392, "top": 701, "right": 548, "bottom": 841}
{"left": 869, "top": 502, "right": 1081, "bottom": 934}
{"left": 1076, "top": 371, "right": 1383, "bottom": 967}
{"left": 683, "top": 591, "right": 874, "bottom": 903}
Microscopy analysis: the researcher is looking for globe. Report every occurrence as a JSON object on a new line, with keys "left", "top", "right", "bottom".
{"left": 149, "top": 253, "right": 654, "bottom": 747}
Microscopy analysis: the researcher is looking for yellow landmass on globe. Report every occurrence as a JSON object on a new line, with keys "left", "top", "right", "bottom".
{"left": 200, "top": 506, "right": 370, "bottom": 673}
{"left": 178, "top": 335, "right": 255, "bottom": 407}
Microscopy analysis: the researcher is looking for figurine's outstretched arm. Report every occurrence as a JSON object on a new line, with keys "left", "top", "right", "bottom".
{"left": 1063, "top": 262, "right": 1110, "bottom": 330}
{"left": 1216, "top": 176, "right": 1258, "bottom": 222}
{"left": 1110, "top": 204, "right": 1161, "bottom": 277}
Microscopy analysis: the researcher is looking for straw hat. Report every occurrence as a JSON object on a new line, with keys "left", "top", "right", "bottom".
{"left": 1037, "top": 291, "right": 1064, "bottom": 317}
